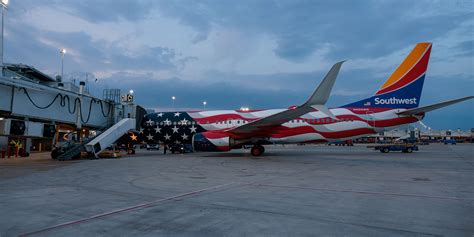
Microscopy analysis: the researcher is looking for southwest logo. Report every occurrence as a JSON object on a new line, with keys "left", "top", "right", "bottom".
{"left": 374, "top": 97, "right": 417, "bottom": 105}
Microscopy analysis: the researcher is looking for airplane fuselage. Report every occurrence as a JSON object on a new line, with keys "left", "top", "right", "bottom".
{"left": 141, "top": 107, "right": 420, "bottom": 149}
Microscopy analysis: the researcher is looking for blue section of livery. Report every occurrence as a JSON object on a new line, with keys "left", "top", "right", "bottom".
{"left": 342, "top": 75, "right": 425, "bottom": 109}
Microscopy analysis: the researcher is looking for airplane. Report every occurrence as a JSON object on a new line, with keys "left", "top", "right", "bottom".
{"left": 136, "top": 42, "right": 473, "bottom": 156}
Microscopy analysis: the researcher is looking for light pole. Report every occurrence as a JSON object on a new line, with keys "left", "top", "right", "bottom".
{"left": 1, "top": 0, "right": 9, "bottom": 76}
{"left": 203, "top": 101, "right": 207, "bottom": 110}
{"left": 60, "top": 48, "right": 66, "bottom": 81}
{"left": 171, "top": 96, "right": 176, "bottom": 109}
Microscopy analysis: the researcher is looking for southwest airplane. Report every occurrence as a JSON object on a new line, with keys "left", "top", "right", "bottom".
{"left": 138, "top": 42, "right": 473, "bottom": 156}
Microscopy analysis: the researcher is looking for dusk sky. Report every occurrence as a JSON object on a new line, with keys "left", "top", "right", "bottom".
{"left": 4, "top": 0, "right": 473, "bottom": 129}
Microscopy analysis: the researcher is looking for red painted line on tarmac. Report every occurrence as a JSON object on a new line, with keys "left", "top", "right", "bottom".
{"left": 20, "top": 182, "right": 235, "bottom": 236}
{"left": 254, "top": 184, "right": 473, "bottom": 201}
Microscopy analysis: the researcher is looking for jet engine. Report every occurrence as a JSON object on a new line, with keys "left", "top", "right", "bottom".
{"left": 192, "top": 131, "right": 232, "bottom": 152}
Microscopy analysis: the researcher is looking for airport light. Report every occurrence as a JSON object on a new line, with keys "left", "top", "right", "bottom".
{"left": 203, "top": 101, "right": 207, "bottom": 110}
{"left": 0, "top": 0, "right": 8, "bottom": 75}
{"left": 171, "top": 96, "right": 176, "bottom": 109}
{"left": 60, "top": 48, "right": 66, "bottom": 81}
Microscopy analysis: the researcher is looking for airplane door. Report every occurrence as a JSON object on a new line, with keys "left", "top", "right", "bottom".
{"left": 366, "top": 112, "right": 375, "bottom": 128}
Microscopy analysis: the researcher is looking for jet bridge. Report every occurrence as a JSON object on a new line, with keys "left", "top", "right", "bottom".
{"left": 0, "top": 64, "right": 147, "bottom": 157}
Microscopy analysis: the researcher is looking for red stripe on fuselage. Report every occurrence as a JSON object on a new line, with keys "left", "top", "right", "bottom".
{"left": 237, "top": 116, "right": 417, "bottom": 139}
{"left": 270, "top": 126, "right": 376, "bottom": 139}
{"left": 201, "top": 131, "right": 231, "bottom": 139}
{"left": 368, "top": 116, "right": 419, "bottom": 127}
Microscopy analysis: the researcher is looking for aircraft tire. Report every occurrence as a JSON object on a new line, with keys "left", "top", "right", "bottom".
{"left": 251, "top": 146, "right": 262, "bottom": 156}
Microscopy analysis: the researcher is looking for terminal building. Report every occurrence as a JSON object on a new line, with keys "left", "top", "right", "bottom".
{"left": 0, "top": 64, "right": 145, "bottom": 159}
{"left": 361, "top": 127, "right": 473, "bottom": 143}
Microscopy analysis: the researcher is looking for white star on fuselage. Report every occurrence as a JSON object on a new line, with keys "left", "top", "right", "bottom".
{"left": 157, "top": 112, "right": 163, "bottom": 117}
{"left": 146, "top": 119, "right": 154, "bottom": 126}
{"left": 154, "top": 126, "right": 161, "bottom": 133}
{"left": 146, "top": 134, "right": 154, "bottom": 140}
{"left": 164, "top": 134, "right": 171, "bottom": 140}
{"left": 181, "top": 133, "right": 189, "bottom": 140}
{"left": 164, "top": 119, "right": 171, "bottom": 126}
{"left": 139, "top": 128, "right": 144, "bottom": 133}
{"left": 180, "top": 118, "right": 188, "bottom": 125}
{"left": 172, "top": 126, "right": 179, "bottom": 133}
{"left": 174, "top": 112, "right": 181, "bottom": 117}
{"left": 189, "top": 125, "right": 197, "bottom": 133}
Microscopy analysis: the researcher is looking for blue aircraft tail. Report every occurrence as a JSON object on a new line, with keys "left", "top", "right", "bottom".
{"left": 343, "top": 42, "right": 432, "bottom": 109}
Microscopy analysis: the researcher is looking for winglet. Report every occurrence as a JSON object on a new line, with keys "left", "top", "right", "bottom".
{"left": 303, "top": 61, "right": 345, "bottom": 106}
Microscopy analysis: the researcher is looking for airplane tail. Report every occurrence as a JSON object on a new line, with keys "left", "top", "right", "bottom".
{"left": 343, "top": 42, "right": 432, "bottom": 109}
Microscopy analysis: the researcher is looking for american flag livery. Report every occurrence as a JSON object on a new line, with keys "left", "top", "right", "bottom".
{"left": 138, "top": 107, "right": 418, "bottom": 152}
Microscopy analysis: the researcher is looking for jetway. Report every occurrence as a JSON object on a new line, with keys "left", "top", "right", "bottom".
{"left": 0, "top": 64, "right": 147, "bottom": 157}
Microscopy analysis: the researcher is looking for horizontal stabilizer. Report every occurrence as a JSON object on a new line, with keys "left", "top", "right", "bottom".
{"left": 397, "top": 96, "right": 474, "bottom": 116}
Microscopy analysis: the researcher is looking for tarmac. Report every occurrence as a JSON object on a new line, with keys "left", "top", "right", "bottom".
{"left": 0, "top": 144, "right": 473, "bottom": 236}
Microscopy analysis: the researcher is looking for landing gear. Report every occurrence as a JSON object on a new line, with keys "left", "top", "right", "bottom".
{"left": 250, "top": 145, "right": 265, "bottom": 157}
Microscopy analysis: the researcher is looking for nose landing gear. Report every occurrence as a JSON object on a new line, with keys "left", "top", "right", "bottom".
{"left": 250, "top": 145, "right": 265, "bottom": 156}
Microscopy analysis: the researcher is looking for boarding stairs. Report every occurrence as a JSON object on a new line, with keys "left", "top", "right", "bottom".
{"left": 56, "top": 141, "right": 87, "bottom": 161}
{"left": 55, "top": 135, "right": 98, "bottom": 161}
{"left": 85, "top": 118, "right": 136, "bottom": 158}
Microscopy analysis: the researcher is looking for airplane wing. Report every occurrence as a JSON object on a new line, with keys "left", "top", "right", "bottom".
{"left": 397, "top": 96, "right": 474, "bottom": 116}
{"left": 228, "top": 61, "right": 344, "bottom": 135}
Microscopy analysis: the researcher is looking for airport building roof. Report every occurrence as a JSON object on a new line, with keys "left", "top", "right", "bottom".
{"left": 4, "top": 63, "right": 56, "bottom": 83}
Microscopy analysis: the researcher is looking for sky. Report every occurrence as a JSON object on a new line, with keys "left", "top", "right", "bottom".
{"left": 3, "top": 0, "right": 474, "bottom": 129}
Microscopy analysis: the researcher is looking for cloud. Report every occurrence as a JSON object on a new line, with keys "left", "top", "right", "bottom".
{"left": 155, "top": 0, "right": 473, "bottom": 61}
{"left": 5, "top": 19, "right": 189, "bottom": 79}
{"left": 12, "top": 0, "right": 156, "bottom": 23}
